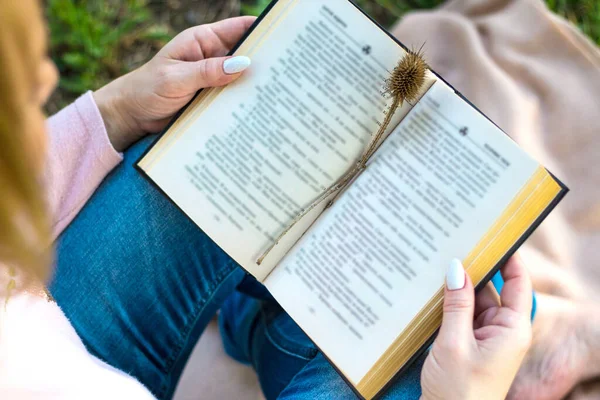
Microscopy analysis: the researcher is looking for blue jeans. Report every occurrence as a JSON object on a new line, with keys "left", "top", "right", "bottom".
{"left": 49, "top": 135, "right": 424, "bottom": 399}
{"left": 50, "top": 136, "right": 246, "bottom": 399}
{"left": 50, "top": 136, "right": 519, "bottom": 399}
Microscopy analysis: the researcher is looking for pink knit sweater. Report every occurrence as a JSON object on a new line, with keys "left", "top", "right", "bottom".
{"left": 46, "top": 92, "right": 124, "bottom": 237}
{"left": 0, "top": 92, "right": 155, "bottom": 399}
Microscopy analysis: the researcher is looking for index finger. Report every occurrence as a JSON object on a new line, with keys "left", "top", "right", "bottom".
{"left": 162, "top": 16, "right": 257, "bottom": 61}
{"left": 499, "top": 254, "right": 533, "bottom": 317}
{"left": 207, "top": 16, "right": 258, "bottom": 53}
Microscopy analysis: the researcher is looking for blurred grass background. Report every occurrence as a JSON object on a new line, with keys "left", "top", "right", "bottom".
{"left": 46, "top": 0, "right": 600, "bottom": 113}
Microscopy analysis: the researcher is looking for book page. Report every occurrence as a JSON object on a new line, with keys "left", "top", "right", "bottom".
{"left": 139, "top": 0, "right": 435, "bottom": 280}
{"left": 265, "top": 81, "right": 540, "bottom": 383}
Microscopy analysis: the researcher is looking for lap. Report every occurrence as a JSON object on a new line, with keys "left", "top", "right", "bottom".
{"left": 48, "top": 134, "right": 475, "bottom": 399}
{"left": 50, "top": 135, "right": 246, "bottom": 399}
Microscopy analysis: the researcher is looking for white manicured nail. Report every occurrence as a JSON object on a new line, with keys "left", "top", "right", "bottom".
{"left": 446, "top": 259, "right": 466, "bottom": 291}
{"left": 223, "top": 56, "right": 251, "bottom": 74}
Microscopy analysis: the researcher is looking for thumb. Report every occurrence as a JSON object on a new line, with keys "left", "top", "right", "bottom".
{"left": 176, "top": 56, "right": 252, "bottom": 91}
{"left": 438, "top": 259, "right": 475, "bottom": 347}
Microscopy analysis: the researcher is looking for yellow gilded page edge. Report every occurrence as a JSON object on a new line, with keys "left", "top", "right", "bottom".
{"left": 356, "top": 167, "right": 561, "bottom": 399}
{"left": 138, "top": 0, "right": 299, "bottom": 171}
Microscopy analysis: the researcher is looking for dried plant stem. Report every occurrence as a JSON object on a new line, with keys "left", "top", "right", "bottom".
{"left": 256, "top": 162, "right": 362, "bottom": 265}
{"left": 364, "top": 95, "right": 402, "bottom": 163}
{"left": 257, "top": 46, "right": 428, "bottom": 265}
{"left": 256, "top": 95, "right": 403, "bottom": 265}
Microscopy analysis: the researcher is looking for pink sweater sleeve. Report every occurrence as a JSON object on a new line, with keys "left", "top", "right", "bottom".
{"left": 46, "top": 91, "right": 123, "bottom": 238}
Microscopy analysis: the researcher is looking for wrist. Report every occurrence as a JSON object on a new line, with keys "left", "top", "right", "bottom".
{"left": 93, "top": 75, "right": 139, "bottom": 152}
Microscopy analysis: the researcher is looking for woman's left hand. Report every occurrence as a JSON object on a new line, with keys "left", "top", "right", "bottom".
{"left": 420, "top": 256, "right": 533, "bottom": 400}
{"left": 93, "top": 16, "right": 256, "bottom": 152}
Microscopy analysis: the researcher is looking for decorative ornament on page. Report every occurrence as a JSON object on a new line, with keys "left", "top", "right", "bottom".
{"left": 256, "top": 46, "right": 428, "bottom": 266}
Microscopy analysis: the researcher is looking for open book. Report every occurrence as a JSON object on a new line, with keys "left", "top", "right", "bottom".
{"left": 137, "top": 0, "right": 568, "bottom": 398}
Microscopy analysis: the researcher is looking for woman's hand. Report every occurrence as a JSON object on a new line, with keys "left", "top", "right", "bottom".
{"left": 93, "top": 16, "right": 256, "bottom": 152}
{"left": 420, "top": 256, "right": 533, "bottom": 400}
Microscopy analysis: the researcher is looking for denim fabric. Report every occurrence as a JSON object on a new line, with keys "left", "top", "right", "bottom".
{"left": 219, "top": 290, "right": 320, "bottom": 399}
{"left": 50, "top": 135, "right": 246, "bottom": 399}
{"left": 278, "top": 352, "right": 426, "bottom": 400}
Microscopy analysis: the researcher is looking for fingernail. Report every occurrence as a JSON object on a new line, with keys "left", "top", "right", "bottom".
{"left": 223, "top": 56, "right": 251, "bottom": 75}
{"left": 446, "top": 259, "right": 466, "bottom": 291}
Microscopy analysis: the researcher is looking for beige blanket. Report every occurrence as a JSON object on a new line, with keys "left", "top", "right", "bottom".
{"left": 391, "top": 0, "right": 600, "bottom": 303}
{"left": 391, "top": 0, "right": 600, "bottom": 397}
{"left": 176, "top": 1, "right": 600, "bottom": 398}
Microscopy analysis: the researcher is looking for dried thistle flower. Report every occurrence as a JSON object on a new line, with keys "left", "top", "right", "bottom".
{"left": 384, "top": 46, "right": 428, "bottom": 106}
{"left": 257, "top": 45, "right": 428, "bottom": 266}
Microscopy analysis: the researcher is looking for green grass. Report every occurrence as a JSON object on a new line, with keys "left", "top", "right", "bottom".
{"left": 547, "top": 0, "right": 600, "bottom": 43}
{"left": 46, "top": 0, "right": 599, "bottom": 111}
{"left": 46, "top": 0, "right": 171, "bottom": 111}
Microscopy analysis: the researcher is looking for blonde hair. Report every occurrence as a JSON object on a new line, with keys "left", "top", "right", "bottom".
{"left": 0, "top": 0, "right": 52, "bottom": 297}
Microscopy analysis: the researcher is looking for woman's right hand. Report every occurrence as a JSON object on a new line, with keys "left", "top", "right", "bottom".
{"left": 420, "top": 256, "right": 533, "bottom": 400}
